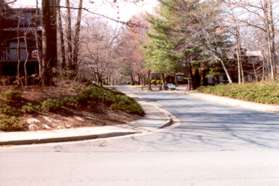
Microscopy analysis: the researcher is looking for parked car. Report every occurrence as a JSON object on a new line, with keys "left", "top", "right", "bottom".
{"left": 166, "top": 83, "right": 176, "bottom": 90}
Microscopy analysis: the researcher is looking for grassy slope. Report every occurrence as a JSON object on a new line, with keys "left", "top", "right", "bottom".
{"left": 197, "top": 82, "right": 279, "bottom": 105}
{"left": 0, "top": 83, "right": 144, "bottom": 131}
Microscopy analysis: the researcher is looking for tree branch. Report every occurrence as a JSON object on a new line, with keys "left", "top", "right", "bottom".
{"left": 57, "top": 5, "right": 147, "bottom": 28}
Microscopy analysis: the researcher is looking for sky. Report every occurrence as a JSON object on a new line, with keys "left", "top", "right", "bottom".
{"left": 10, "top": 0, "right": 158, "bottom": 22}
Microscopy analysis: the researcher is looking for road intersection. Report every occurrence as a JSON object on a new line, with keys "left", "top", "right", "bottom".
{"left": 1, "top": 86, "right": 279, "bottom": 186}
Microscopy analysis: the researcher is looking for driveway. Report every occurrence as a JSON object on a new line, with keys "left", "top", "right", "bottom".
{"left": 1, "top": 86, "right": 279, "bottom": 186}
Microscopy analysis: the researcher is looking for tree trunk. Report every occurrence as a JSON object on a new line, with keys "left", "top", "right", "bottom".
{"left": 16, "top": 15, "right": 21, "bottom": 86}
{"left": 42, "top": 0, "right": 58, "bottom": 86}
{"left": 23, "top": 33, "right": 29, "bottom": 85}
{"left": 217, "top": 57, "right": 233, "bottom": 84}
{"left": 252, "top": 62, "right": 258, "bottom": 81}
{"left": 65, "top": 0, "right": 72, "bottom": 70}
{"left": 147, "top": 70, "right": 152, "bottom": 90}
{"left": 130, "top": 73, "right": 135, "bottom": 85}
{"left": 35, "top": 0, "right": 42, "bottom": 81}
{"left": 185, "top": 61, "right": 193, "bottom": 91}
{"left": 72, "top": 0, "right": 83, "bottom": 72}
{"left": 267, "top": 0, "right": 276, "bottom": 79}
{"left": 235, "top": 23, "right": 243, "bottom": 84}
{"left": 236, "top": 50, "right": 241, "bottom": 84}
{"left": 57, "top": 0, "right": 66, "bottom": 71}
{"left": 263, "top": 0, "right": 275, "bottom": 80}
{"left": 161, "top": 73, "right": 167, "bottom": 90}
{"left": 174, "top": 72, "right": 177, "bottom": 85}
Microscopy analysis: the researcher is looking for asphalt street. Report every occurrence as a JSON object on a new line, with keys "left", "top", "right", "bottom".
{"left": 1, "top": 86, "right": 279, "bottom": 186}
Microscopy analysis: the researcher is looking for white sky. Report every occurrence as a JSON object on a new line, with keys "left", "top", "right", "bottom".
{"left": 10, "top": 0, "right": 158, "bottom": 22}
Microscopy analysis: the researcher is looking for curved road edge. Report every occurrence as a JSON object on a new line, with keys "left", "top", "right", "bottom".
{"left": 0, "top": 95, "right": 175, "bottom": 146}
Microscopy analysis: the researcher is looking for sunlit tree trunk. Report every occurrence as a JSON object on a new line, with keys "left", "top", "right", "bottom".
{"left": 57, "top": 0, "right": 66, "bottom": 71}
{"left": 23, "top": 33, "right": 29, "bottom": 85}
{"left": 72, "top": 0, "right": 83, "bottom": 72}
{"left": 65, "top": 0, "right": 72, "bottom": 70}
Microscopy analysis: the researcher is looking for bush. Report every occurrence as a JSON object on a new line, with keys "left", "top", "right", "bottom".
{"left": 0, "top": 89, "right": 23, "bottom": 104}
{"left": 41, "top": 98, "right": 65, "bottom": 112}
{"left": 151, "top": 80, "right": 156, "bottom": 85}
{"left": 111, "top": 102, "right": 144, "bottom": 116}
{"left": 111, "top": 95, "right": 144, "bottom": 115}
{"left": 0, "top": 102, "right": 20, "bottom": 116}
{"left": 80, "top": 85, "right": 116, "bottom": 104}
{"left": 0, "top": 115, "right": 22, "bottom": 131}
{"left": 197, "top": 82, "right": 279, "bottom": 104}
{"left": 62, "top": 96, "right": 80, "bottom": 108}
{"left": 21, "top": 103, "right": 41, "bottom": 114}
{"left": 78, "top": 85, "right": 144, "bottom": 115}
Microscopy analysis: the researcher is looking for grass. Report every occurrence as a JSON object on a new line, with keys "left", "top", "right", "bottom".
{"left": 0, "top": 84, "right": 144, "bottom": 132}
{"left": 197, "top": 82, "right": 279, "bottom": 105}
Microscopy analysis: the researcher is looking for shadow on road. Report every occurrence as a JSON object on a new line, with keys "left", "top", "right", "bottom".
{"left": 126, "top": 89, "right": 279, "bottom": 151}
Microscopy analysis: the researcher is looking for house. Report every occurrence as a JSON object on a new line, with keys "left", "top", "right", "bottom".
{"left": 0, "top": 0, "right": 41, "bottom": 84}
{"left": 223, "top": 48, "right": 263, "bottom": 83}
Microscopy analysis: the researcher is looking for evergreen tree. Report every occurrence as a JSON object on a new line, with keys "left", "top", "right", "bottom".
{"left": 144, "top": 0, "right": 233, "bottom": 89}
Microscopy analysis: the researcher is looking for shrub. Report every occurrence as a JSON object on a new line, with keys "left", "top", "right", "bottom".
{"left": 197, "top": 82, "right": 279, "bottom": 104}
{"left": 0, "top": 102, "right": 19, "bottom": 116}
{"left": 62, "top": 96, "right": 80, "bottom": 108}
{"left": 111, "top": 102, "right": 144, "bottom": 116}
{"left": 79, "top": 85, "right": 145, "bottom": 115}
{"left": 21, "top": 103, "right": 40, "bottom": 114}
{"left": 111, "top": 94, "right": 144, "bottom": 115}
{"left": 156, "top": 80, "right": 163, "bottom": 85}
{"left": 0, "top": 89, "right": 23, "bottom": 104}
{"left": 41, "top": 98, "right": 64, "bottom": 112}
{"left": 80, "top": 85, "right": 115, "bottom": 104}
{"left": 151, "top": 79, "right": 157, "bottom": 85}
{"left": 0, "top": 115, "right": 22, "bottom": 131}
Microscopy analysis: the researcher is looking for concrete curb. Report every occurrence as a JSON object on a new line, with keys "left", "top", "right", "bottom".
{"left": 189, "top": 92, "right": 279, "bottom": 113}
{"left": 151, "top": 103, "right": 174, "bottom": 129}
{"left": 124, "top": 93, "right": 174, "bottom": 129}
{"left": 0, "top": 131, "right": 136, "bottom": 146}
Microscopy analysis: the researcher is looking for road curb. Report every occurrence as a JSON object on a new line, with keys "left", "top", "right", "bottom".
{"left": 148, "top": 102, "right": 174, "bottom": 129}
{"left": 0, "top": 131, "right": 136, "bottom": 146}
{"left": 125, "top": 86, "right": 179, "bottom": 129}
{"left": 125, "top": 94, "right": 174, "bottom": 129}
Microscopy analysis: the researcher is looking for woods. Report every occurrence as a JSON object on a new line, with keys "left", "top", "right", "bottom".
{"left": 0, "top": 0, "right": 278, "bottom": 88}
{"left": 143, "top": 0, "right": 278, "bottom": 90}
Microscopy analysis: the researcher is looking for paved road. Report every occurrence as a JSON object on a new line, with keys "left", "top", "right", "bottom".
{"left": 1, "top": 86, "right": 279, "bottom": 186}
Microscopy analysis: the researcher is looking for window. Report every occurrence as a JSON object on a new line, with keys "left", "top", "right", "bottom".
{"left": 20, "top": 12, "right": 32, "bottom": 26}
{"left": 8, "top": 41, "right": 28, "bottom": 61}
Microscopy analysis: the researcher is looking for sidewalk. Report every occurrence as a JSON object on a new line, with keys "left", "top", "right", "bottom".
{"left": 0, "top": 101, "right": 172, "bottom": 146}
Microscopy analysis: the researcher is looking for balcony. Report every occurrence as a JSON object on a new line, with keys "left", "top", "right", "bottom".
{"left": 0, "top": 48, "right": 38, "bottom": 63}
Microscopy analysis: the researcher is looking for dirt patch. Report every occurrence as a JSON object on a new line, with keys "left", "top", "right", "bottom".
{"left": 22, "top": 109, "right": 140, "bottom": 131}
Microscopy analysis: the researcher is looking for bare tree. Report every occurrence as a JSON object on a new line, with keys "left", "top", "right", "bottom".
{"left": 65, "top": 0, "right": 73, "bottom": 70}
{"left": 57, "top": 0, "right": 66, "bottom": 70}
{"left": 72, "top": 0, "right": 83, "bottom": 72}
{"left": 225, "top": 0, "right": 278, "bottom": 80}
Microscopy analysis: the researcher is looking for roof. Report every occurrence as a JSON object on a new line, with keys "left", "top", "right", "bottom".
{"left": 246, "top": 51, "right": 263, "bottom": 58}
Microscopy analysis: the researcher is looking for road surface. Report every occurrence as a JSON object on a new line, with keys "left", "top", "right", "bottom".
{"left": 1, "top": 86, "right": 279, "bottom": 186}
